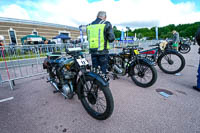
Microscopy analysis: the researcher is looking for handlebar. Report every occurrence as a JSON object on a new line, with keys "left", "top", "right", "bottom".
{"left": 149, "top": 43, "right": 160, "bottom": 47}
{"left": 66, "top": 47, "right": 84, "bottom": 58}
{"left": 122, "top": 45, "right": 144, "bottom": 51}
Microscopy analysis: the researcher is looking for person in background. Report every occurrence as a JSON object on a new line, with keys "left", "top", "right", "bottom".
{"left": 193, "top": 27, "right": 200, "bottom": 92}
{"left": 44, "top": 40, "right": 48, "bottom": 44}
{"left": 172, "top": 30, "right": 180, "bottom": 51}
{"left": 0, "top": 35, "right": 5, "bottom": 57}
{"left": 86, "top": 11, "right": 115, "bottom": 79}
{"left": 9, "top": 42, "right": 16, "bottom": 55}
{"left": 0, "top": 40, "right": 4, "bottom": 47}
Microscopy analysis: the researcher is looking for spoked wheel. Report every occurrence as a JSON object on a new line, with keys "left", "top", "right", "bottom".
{"left": 179, "top": 44, "right": 191, "bottom": 54}
{"left": 130, "top": 62, "right": 157, "bottom": 88}
{"left": 158, "top": 51, "right": 185, "bottom": 74}
{"left": 80, "top": 75, "right": 114, "bottom": 120}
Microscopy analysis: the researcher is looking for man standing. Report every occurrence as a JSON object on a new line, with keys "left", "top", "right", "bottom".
{"left": 87, "top": 11, "right": 115, "bottom": 76}
{"left": 193, "top": 27, "right": 200, "bottom": 91}
{"left": 172, "top": 30, "right": 180, "bottom": 51}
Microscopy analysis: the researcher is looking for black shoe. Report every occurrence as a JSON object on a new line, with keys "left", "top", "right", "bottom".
{"left": 193, "top": 86, "right": 200, "bottom": 92}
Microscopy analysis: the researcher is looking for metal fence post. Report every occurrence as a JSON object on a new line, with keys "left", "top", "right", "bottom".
{"left": 0, "top": 73, "right": 2, "bottom": 84}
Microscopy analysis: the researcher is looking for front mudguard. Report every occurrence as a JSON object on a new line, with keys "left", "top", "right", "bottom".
{"left": 128, "top": 58, "right": 155, "bottom": 76}
{"left": 76, "top": 72, "right": 109, "bottom": 99}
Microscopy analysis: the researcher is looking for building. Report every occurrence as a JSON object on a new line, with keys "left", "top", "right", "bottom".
{"left": 0, "top": 17, "right": 81, "bottom": 45}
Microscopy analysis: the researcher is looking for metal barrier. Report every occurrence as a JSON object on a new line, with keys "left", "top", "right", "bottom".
{"left": 0, "top": 40, "right": 160, "bottom": 90}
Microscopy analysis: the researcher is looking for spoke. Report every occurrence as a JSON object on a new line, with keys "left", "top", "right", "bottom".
{"left": 142, "top": 77, "right": 147, "bottom": 82}
{"left": 144, "top": 74, "right": 152, "bottom": 78}
{"left": 135, "top": 64, "right": 141, "bottom": 72}
{"left": 95, "top": 103, "right": 100, "bottom": 113}
{"left": 139, "top": 77, "right": 143, "bottom": 82}
{"left": 97, "top": 96, "right": 106, "bottom": 102}
{"left": 142, "top": 66, "right": 149, "bottom": 74}
{"left": 164, "top": 55, "right": 170, "bottom": 61}
{"left": 145, "top": 68, "right": 151, "bottom": 74}
{"left": 95, "top": 101, "right": 106, "bottom": 112}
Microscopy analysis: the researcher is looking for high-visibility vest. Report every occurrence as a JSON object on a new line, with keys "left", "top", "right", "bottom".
{"left": 87, "top": 24, "right": 110, "bottom": 51}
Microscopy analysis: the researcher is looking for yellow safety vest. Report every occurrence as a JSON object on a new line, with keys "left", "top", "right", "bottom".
{"left": 87, "top": 24, "right": 110, "bottom": 51}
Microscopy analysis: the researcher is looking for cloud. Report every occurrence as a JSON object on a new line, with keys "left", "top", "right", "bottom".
{"left": 0, "top": 0, "right": 200, "bottom": 29}
{"left": 0, "top": 4, "right": 30, "bottom": 20}
{"left": 117, "top": 20, "right": 160, "bottom": 28}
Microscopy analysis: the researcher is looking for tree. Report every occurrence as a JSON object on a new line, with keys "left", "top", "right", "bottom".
{"left": 113, "top": 21, "right": 200, "bottom": 40}
{"left": 113, "top": 26, "right": 121, "bottom": 39}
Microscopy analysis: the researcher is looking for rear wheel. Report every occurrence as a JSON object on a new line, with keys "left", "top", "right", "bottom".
{"left": 158, "top": 51, "right": 185, "bottom": 74}
{"left": 80, "top": 75, "right": 114, "bottom": 120}
{"left": 179, "top": 44, "right": 191, "bottom": 54}
{"left": 130, "top": 62, "right": 157, "bottom": 88}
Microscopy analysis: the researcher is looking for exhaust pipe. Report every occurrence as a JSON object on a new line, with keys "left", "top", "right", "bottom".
{"left": 50, "top": 81, "right": 59, "bottom": 91}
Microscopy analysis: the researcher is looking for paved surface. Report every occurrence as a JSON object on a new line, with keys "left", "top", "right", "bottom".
{"left": 0, "top": 45, "right": 200, "bottom": 133}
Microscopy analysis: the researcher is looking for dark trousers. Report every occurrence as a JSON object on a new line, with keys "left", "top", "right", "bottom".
{"left": 91, "top": 54, "right": 108, "bottom": 74}
{"left": 0, "top": 48, "right": 5, "bottom": 57}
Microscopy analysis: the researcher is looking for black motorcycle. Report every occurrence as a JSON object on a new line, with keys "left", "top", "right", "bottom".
{"left": 108, "top": 46, "right": 157, "bottom": 88}
{"left": 140, "top": 42, "right": 185, "bottom": 74}
{"left": 167, "top": 41, "right": 191, "bottom": 54}
{"left": 178, "top": 41, "right": 191, "bottom": 54}
{"left": 43, "top": 48, "right": 114, "bottom": 120}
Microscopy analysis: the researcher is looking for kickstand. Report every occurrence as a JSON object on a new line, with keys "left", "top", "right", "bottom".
{"left": 113, "top": 74, "right": 119, "bottom": 80}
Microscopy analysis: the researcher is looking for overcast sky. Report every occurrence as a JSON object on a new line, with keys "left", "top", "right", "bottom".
{"left": 0, "top": 0, "right": 199, "bottom": 29}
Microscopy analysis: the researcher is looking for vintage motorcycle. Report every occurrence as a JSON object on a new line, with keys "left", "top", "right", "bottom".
{"left": 139, "top": 42, "right": 185, "bottom": 74}
{"left": 108, "top": 46, "right": 157, "bottom": 88}
{"left": 43, "top": 47, "right": 114, "bottom": 120}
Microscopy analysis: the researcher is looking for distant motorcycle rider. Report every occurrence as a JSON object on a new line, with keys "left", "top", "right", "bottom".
{"left": 172, "top": 30, "right": 180, "bottom": 51}
{"left": 87, "top": 11, "right": 115, "bottom": 76}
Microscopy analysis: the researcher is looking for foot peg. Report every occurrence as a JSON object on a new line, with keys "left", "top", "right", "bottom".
{"left": 46, "top": 77, "right": 54, "bottom": 83}
{"left": 113, "top": 74, "right": 119, "bottom": 80}
{"left": 53, "top": 90, "right": 60, "bottom": 93}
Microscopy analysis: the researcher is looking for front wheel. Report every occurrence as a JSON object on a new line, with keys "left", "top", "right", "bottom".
{"left": 158, "top": 51, "right": 185, "bottom": 74}
{"left": 130, "top": 62, "right": 157, "bottom": 88}
{"left": 79, "top": 75, "right": 114, "bottom": 120}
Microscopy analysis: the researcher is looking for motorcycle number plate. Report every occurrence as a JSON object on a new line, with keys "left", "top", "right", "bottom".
{"left": 76, "top": 58, "right": 88, "bottom": 66}
{"left": 134, "top": 50, "right": 139, "bottom": 55}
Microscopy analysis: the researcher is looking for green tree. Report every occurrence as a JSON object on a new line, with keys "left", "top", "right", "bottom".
{"left": 113, "top": 21, "right": 200, "bottom": 40}
{"left": 113, "top": 26, "right": 121, "bottom": 39}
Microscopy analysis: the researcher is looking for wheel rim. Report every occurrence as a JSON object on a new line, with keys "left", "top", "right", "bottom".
{"left": 83, "top": 81, "right": 107, "bottom": 114}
